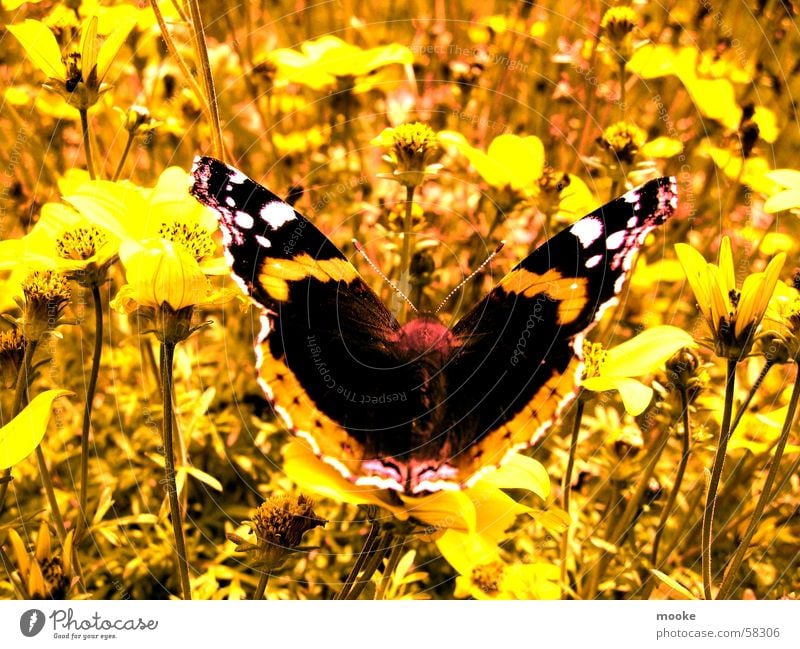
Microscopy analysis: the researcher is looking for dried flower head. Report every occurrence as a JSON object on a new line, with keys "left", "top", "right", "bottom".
{"left": 599, "top": 121, "right": 646, "bottom": 165}
{"left": 7, "top": 523, "right": 73, "bottom": 599}
{"left": 21, "top": 270, "right": 71, "bottom": 341}
{"left": 229, "top": 494, "right": 325, "bottom": 571}
{"left": 0, "top": 328, "right": 26, "bottom": 388}
{"left": 471, "top": 561, "right": 504, "bottom": 595}
{"left": 601, "top": 6, "right": 638, "bottom": 59}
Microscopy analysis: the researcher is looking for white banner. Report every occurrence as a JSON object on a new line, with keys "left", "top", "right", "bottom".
{"left": 2, "top": 600, "right": 799, "bottom": 649}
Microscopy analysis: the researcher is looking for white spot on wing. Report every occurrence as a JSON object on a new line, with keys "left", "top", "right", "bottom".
{"left": 260, "top": 201, "right": 297, "bottom": 229}
{"left": 227, "top": 169, "right": 248, "bottom": 184}
{"left": 606, "top": 230, "right": 627, "bottom": 250}
{"left": 255, "top": 234, "right": 272, "bottom": 248}
{"left": 570, "top": 217, "right": 603, "bottom": 248}
{"left": 585, "top": 254, "right": 603, "bottom": 268}
{"left": 234, "top": 211, "right": 254, "bottom": 230}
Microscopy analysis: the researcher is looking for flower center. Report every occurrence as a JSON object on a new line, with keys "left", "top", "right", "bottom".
{"left": 56, "top": 225, "right": 107, "bottom": 260}
{"left": 158, "top": 222, "right": 216, "bottom": 261}
{"left": 22, "top": 269, "right": 71, "bottom": 304}
{"left": 471, "top": 561, "right": 504, "bottom": 594}
{"left": 581, "top": 340, "right": 607, "bottom": 380}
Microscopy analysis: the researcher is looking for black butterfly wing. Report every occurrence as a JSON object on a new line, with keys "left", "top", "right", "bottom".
{"left": 439, "top": 177, "right": 678, "bottom": 484}
{"left": 191, "top": 157, "right": 423, "bottom": 483}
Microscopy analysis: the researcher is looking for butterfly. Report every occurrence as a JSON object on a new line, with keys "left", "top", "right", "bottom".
{"left": 191, "top": 156, "right": 678, "bottom": 494}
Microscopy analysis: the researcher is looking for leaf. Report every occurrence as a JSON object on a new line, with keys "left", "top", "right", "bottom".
{"left": 480, "top": 453, "right": 550, "bottom": 500}
{"left": 0, "top": 389, "right": 72, "bottom": 469}
{"left": 649, "top": 569, "right": 697, "bottom": 600}
{"left": 7, "top": 20, "right": 66, "bottom": 80}
{"left": 183, "top": 466, "right": 223, "bottom": 492}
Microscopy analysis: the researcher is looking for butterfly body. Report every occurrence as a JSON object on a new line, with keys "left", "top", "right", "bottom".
{"left": 191, "top": 156, "right": 678, "bottom": 494}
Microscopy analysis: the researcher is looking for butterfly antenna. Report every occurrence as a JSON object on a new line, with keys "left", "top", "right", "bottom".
{"left": 434, "top": 241, "right": 505, "bottom": 315}
{"left": 352, "top": 240, "right": 418, "bottom": 313}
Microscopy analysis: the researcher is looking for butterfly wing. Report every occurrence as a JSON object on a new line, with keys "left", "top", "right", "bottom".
{"left": 191, "top": 156, "right": 420, "bottom": 482}
{"left": 440, "top": 177, "right": 678, "bottom": 485}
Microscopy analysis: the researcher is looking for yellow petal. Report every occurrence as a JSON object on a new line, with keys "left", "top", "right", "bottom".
{"left": 436, "top": 529, "right": 501, "bottom": 576}
{"left": 477, "top": 453, "right": 550, "bottom": 500}
{"left": 706, "top": 264, "right": 731, "bottom": 332}
{"left": 7, "top": 528, "right": 30, "bottom": 577}
{"left": 34, "top": 521, "right": 51, "bottom": 562}
{"left": 675, "top": 243, "right": 713, "bottom": 321}
{"left": 582, "top": 376, "right": 653, "bottom": 415}
{"left": 765, "top": 169, "right": 800, "bottom": 188}
{"left": 467, "top": 483, "right": 531, "bottom": 542}
{"left": 764, "top": 188, "right": 800, "bottom": 213}
{"left": 736, "top": 252, "right": 786, "bottom": 339}
{"left": 399, "top": 490, "right": 474, "bottom": 532}
{"left": 7, "top": 20, "right": 67, "bottom": 80}
{"left": 760, "top": 232, "right": 794, "bottom": 255}
{"left": 27, "top": 558, "right": 47, "bottom": 598}
{"left": 718, "top": 236, "right": 736, "bottom": 297}
{"left": 485, "top": 134, "right": 545, "bottom": 190}
{"left": 641, "top": 136, "right": 683, "bottom": 159}
{"left": 601, "top": 325, "right": 697, "bottom": 377}
{"left": 96, "top": 16, "right": 136, "bottom": 82}
{"left": 0, "top": 389, "right": 72, "bottom": 470}
{"left": 64, "top": 180, "right": 148, "bottom": 241}
{"left": 80, "top": 16, "right": 99, "bottom": 85}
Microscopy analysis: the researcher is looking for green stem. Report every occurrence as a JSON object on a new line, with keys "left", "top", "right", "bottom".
{"left": 335, "top": 511, "right": 381, "bottom": 600}
{"left": 112, "top": 132, "right": 135, "bottom": 181}
{"left": 560, "top": 395, "right": 585, "bottom": 595}
{"left": 75, "top": 284, "right": 104, "bottom": 544}
{"left": 253, "top": 570, "right": 270, "bottom": 600}
{"left": 618, "top": 58, "right": 626, "bottom": 119}
{"left": 375, "top": 534, "right": 407, "bottom": 600}
{"left": 716, "top": 367, "right": 800, "bottom": 599}
{"left": 161, "top": 340, "right": 192, "bottom": 600}
{"left": 79, "top": 108, "right": 96, "bottom": 180}
{"left": 651, "top": 385, "right": 691, "bottom": 570}
{"left": 397, "top": 184, "right": 417, "bottom": 321}
{"left": 0, "top": 340, "right": 38, "bottom": 513}
{"left": 701, "top": 358, "right": 737, "bottom": 600}
{"left": 186, "top": 0, "right": 225, "bottom": 159}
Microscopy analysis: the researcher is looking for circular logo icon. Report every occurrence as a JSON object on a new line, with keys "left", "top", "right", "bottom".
{"left": 20, "top": 609, "right": 45, "bottom": 637}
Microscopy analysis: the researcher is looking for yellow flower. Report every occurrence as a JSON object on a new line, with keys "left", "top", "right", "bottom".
{"left": 265, "top": 35, "right": 412, "bottom": 91}
{"left": 374, "top": 122, "right": 443, "bottom": 187}
{"left": 282, "top": 438, "right": 548, "bottom": 544}
{"left": 112, "top": 239, "right": 231, "bottom": 314}
{"left": 6, "top": 522, "right": 74, "bottom": 599}
{"left": 63, "top": 167, "right": 227, "bottom": 275}
{"left": 0, "top": 202, "right": 118, "bottom": 285}
{"left": 580, "top": 326, "right": 698, "bottom": 415}
{"left": 598, "top": 121, "right": 646, "bottom": 165}
{"left": 439, "top": 534, "right": 560, "bottom": 600}
{"left": 7, "top": 15, "right": 135, "bottom": 111}
{"left": 439, "top": 130, "right": 545, "bottom": 192}
{"left": 676, "top": 236, "right": 785, "bottom": 358}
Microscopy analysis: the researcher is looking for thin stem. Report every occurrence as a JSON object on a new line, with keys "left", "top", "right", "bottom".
{"left": 701, "top": 358, "right": 737, "bottom": 600}
{"left": 618, "top": 58, "right": 626, "bottom": 119}
{"left": 35, "top": 446, "right": 68, "bottom": 545}
{"left": 375, "top": 534, "right": 407, "bottom": 600}
{"left": 161, "top": 340, "right": 192, "bottom": 600}
{"left": 398, "top": 184, "right": 417, "bottom": 321}
{"left": 112, "top": 132, "right": 135, "bottom": 181}
{"left": 0, "top": 339, "right": 38, "bottom": 513}
{"left": 335, "top": 512, "right": 381, "bottom": 600}
{"left": 186, "top": 0, "right": 225, "bottom": 159}
{"left": 148, "top": 0, "right": 212, "bottom": 124}
{"left": 253, "top": 570, "right": 270, "bottom": 600}
{"left": 717, "top": 367, "right": 800, "bottom": 599}
{"left": 79, "top": 108, "right": 96, "bottom": 180}
{"left": 584, "top": 423, "right": 671, "bottom": 598}
{"left": 345, "top": 529, "right": 393, "bottom": 600}
{"left": 560, "top": 395, "right": 585, "bottom": 595}
{"left": 75, "top": 284, "right": 104, "bottom": 544}
{"left": 651, "top": 385, "right": 691, "bottom": 569}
